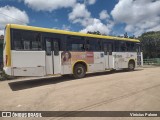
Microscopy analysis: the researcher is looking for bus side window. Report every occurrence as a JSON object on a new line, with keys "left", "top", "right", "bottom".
{"left": 12, "top": 29, "right": 42, "bottom": 51}
{"left": 98, "top": 40, "right": 102, "bottom": 51}
{"left": 85, "top": 39, "right": 90, "bottom": 51}
{"left": 12, "top": 30, "right": 23, "bottom": 50}
{"left": 14, "top": 41, "right": 23, "bottom": 50}
{"left": 115, "top": 41, "right": 120, "bottom": 52}
{"left": 66, "top": 36, "right": 85, "bottom": 51}
{"left": 126, "top": 42, "right": 135, "bottom": 52}
{"left": 108, "top": 43, "right": 113, "bottom": 55}
{"left": 46, "top": 39, "right": 51, "bottom": 56}
{"left": 120, "top": 41, "right": 127, "bottom": 52}
{"left": 53, "top": 41, "right": 59, "bottom": 56}
{"left": 31, "top": 33, "right": 42, "bottom": 50}
{"left": 24, "top": 41, "right": 30, "bottom": 50}
{"left": 85, "top": 38, "right": 102, "bottom": 51}
{"left": 103, "top": 43, "right": 108, "bottom": 55}
{"left": 103, "top": 42, "right": 112, "bottom": 55}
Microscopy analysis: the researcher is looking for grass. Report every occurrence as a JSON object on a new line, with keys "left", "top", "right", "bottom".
{"left": 0, "top": 70, "right": 16, "bottom": 81}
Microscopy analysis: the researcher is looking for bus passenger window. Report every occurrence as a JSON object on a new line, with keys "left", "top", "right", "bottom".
{"left": 103, "top": 44, "right": 108, "bottom": 55}
{"left": 66, "top": 36, "right": 85, "bottom": 51}
{"left": 86, "top": 38, "right": 101, "bottom": 51}
{"left": 32, "top": 41, "right": 39, "bottom": 50}
{"left": 46, "top": 40, "right": 51, "bottom": 55}
{"left": 70, "top": 44, "right": 84, "bottom": 51}
{"left": 24, "top": 41, "right": 30, "bottom": 50}
{"left": 53, "top": 41, "right": 59, "bottom": 56}
{"left": 120, "top": 41, "right": 127, "bottom": 52}
{"left": 12, "top": 29, "right": 42, "bottom": 51}
{"left": 32, "top": 34, "right": 42, "bottom": 50}
{"left": 126, "top": 42, "right": 136, "bottom": 52}
{"left": 14, "top": 41, "right": 23, "bottom": 50}
{"left": 131, "top": 43, "right": 136, "bottom": 52}
{"left": 115, "top": 41, "right": 120, "bottom": 52}
{"left": 108, "top": 43, "right": 113, "bottom": 55}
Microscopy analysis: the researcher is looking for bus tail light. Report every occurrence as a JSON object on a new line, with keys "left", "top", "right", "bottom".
{"left": 5, "top": 55, "right": 8, "bottom": 66}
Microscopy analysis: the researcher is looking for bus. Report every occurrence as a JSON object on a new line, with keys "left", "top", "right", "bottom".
{"left": 3, "top": 24, "right": 143, "bottom": 79}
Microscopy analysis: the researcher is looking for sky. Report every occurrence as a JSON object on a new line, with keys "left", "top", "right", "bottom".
{"left": 0, "top": 0, "right": 160, "bottom": 37}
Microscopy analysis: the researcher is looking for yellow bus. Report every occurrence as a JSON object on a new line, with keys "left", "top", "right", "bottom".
{"left": 3, "top": 24, "right": 143, "bottom": 78}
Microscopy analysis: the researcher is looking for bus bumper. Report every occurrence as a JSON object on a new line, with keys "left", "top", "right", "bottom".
{"left": 3, "top": 67, "right": 12, "bottom": 76}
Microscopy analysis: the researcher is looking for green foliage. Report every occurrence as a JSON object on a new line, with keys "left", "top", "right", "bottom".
{"left": 139, "top": 31, "right": 160, "bottom": 59}
{"left": 124, "top": 32, "right": 128, "bottom": 38}
{"left": 129, "top": 35, "right": 135, "bottom": 39}
{"left": 87, "top": 31, "right": 103, "bottom": 35}
{"left": 0, "top": 70, "right": 15, "bottom": 81}
{"left": 0, "top": 70, "right": 9, "bottom": 80}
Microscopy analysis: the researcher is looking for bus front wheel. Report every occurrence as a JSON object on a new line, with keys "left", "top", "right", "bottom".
{"left": 73, "top": 64, "right": 86, "bottom": 79}
{"left": 128, "top": 61, "right": 135, "bottom": 71}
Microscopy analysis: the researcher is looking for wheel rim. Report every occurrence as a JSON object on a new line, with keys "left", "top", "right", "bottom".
{"left": 129, "top": 63, "right": 134, "bottom": 70}
{"left": 76, "top": 67, "right": 84, "bottom": 76}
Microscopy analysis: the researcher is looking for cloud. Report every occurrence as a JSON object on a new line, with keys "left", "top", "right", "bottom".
{"left": 0, "top": 6, "right": 29, "bottom": 35}
{"left": 22, "top": 0, "right": 76, "bottom": 12}
{"left": 69, "top": 3, "right": 91, "bottom": 21}
{"left": 80, "top": 18, "right": 111, "bottom": 34}
{"left": 68, "top": 3, "right": 94, "bottom": 27}
{"left": 62, "top": 24, "right": 71, "bottom": 31}
{"left": 77, "top": 0, "right": 96, "bottom": 5}
{"left": 87, "top": 0, "right": 96, "bottom": 5}
{"left": 68, "top": 3, "right": 113, "bottom": 35}
{"left": 111, "top": 0, "right": 160, "bottom": 36}
{"left": 147, "top": 24, "right": 160, "bottom": 32}
{"left": 0, "top": 30, "right": 4, "bottom": 35}
{"left": 99, "top": 10, "right": 110, "bottom": 20}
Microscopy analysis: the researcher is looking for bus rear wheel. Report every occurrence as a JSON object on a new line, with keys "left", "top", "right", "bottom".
{"left": 73, "top": 64, "right": 86, "bottom": 79}
{"left": 128, "top": 61, "right": 135, "bottom": 71}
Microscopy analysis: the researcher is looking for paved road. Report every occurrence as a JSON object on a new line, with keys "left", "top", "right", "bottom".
{"left": 0, "top": 67, "right": 160, "bottom": 120}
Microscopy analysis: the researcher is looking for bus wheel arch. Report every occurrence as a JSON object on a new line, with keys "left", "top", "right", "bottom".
{"left": 128, "top": 59, "right": 135, "bottom": 71}
{"left": 73, "top": 61, "right": 87, "bottom": 79}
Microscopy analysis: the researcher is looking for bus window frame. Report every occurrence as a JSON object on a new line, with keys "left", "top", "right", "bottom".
{"left": 85, "top": 37, "right": 102, "bottom": 52}
{"left": 66, "top": 35, "right": 85, "bottom": 52}
{"left": 11, "top": 29, "right": 43, "bottom": 51}
{"left": 102, "top": 39, "right": 114, "bottom": 55}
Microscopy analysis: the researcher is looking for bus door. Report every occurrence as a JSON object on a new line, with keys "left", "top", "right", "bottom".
{"left": 45, "top": 38, "right": 61, "bottom": 75}
{"left": 103, "top": 42, "right": 113, "bottom": 69}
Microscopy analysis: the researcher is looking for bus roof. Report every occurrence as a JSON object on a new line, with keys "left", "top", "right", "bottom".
{"left": 8, "top": 24, "right": 140, "bottom": 43}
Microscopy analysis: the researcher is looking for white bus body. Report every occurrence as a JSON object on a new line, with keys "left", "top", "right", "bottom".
{"left": 3, "top": 24, "right": 143, "bottom": 78}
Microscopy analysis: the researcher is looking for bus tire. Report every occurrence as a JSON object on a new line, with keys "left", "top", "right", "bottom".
{"left": 73, "top": 64, "right": 86, "bottom": 79}
{"left": 128, "top": 60, "right": 135, "bottom": 71}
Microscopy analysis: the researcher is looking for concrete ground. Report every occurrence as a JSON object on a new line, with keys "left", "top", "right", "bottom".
{"left": 0, "top": 67, "right": 160, "bottom": 120}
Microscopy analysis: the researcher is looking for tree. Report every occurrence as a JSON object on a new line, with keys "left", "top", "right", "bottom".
{"left": 124, "top": 32, "right": 128, "bottom": 38}
{"left": 0, "top": 35, "right": 4, "bottom": 41}
{"left": 129, "top": 35, "right": 135, "bottom": 39}
{"left": 139, "top": 31, "right": 160, "bottom": 58}
{"left": 87, "top": 31, "right": 102, "bottom": 35}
